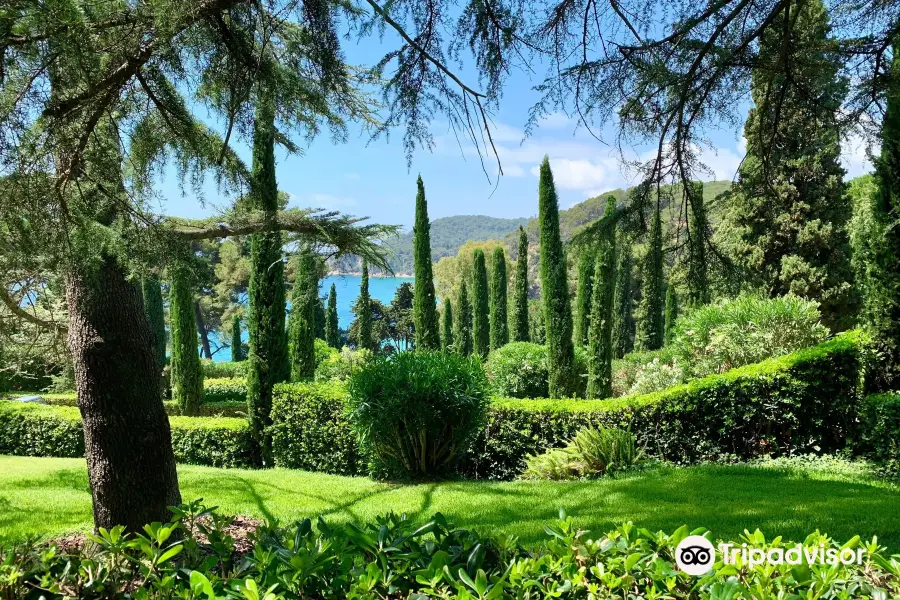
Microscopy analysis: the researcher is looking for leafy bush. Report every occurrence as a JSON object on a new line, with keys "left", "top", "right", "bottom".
{"left": 0, "top": 402, "right": 254, "bottom": 467}
{"left": 202, "top": 377, "right": 247, "bottom": 403}
{"left": 611, "top": 347, "right": 678, "bottom": 396}
{"left": 671, "top": 294, "right": 829, "bottom": 378}
{"left": 314, "top": 346, "right": 372, "bottom": 382}
{"left": 2, "top": 501, "right": 898, "bottom": 599}
{"left": 627, "top": 357, "right": 686, "bottom": 395}
{"left": 485, "top": 342, "right": 588, "bottom": 399}
{"left": 199, "top": 359, "right": 247, "bottom": 379}
{"left": 347, "top": 351, "right": 489, "bottom": 478}
{"left": 270, "top": 381, "right": 360, "bottom": 474}
{"left": 854, "top": 393, "right": 900, "bottom": 471}
{"left": 523, "top": 426, "right": 644, "bottom": 480}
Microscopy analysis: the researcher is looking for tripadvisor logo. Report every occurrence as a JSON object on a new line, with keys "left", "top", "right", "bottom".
{"left": 675, "top": 536, "right": 716, "bottom": 575}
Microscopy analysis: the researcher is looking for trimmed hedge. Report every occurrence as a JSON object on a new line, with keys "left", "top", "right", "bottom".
{"left": 202, "top": 377, "right": 247, "bottom": 403}
{"left": 855, "top": 393, "right": 900, "bottom": 465}
{"left": 270, "top": 381, "right": 360, "bottom": 474}
{"left": 199, "top": 359, "right": 247, "bottom": 379}
{"left": 270, "top": 331, "right": 865, "bottom": 479}
{"left": 0, "top": 402, "right": 254, "bottom": 468}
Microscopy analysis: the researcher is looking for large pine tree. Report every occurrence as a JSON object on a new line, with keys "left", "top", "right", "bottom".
{"left": 246, "top": 93, "right": 291, "bottom": 464}
{"left": 537, "top": 157, "right": 577, "bottom": 397}
{"left": 454, "top": 280, "right": 473, "bottom": 356}
{"left": 574, "top": 250, "right": 594, "bottom": 347}
{"left": 471, "top": 248, "right": 490, "bottom": 358}
{"left": 141, "top": 277, "right": 167, "bottom": 376}
{"left": 587, "top": 197, "right": 617, "bottom": 399}
{"left": 718, "top": 0, "right": 856, "bottom": 330}
{"left": 441, "top": 297, "right": 454, "bottom": 351}
{"left": 355, "top": 261, "right": 374, "bottom": 351}
{"left": 489, "top": 247, "right": 509, "bottom": 350}
{"left": 637, "top": 204, "right": 665, "bottom": 351}
{"left": 326, "top": 283, "right": 340, "bottom": 348}
{"left": 511, "top": 226, "right": 530, "bottom": 342}
{"left": 612, "top": 243, "right": 634, "bottom": 358}
{"left": 413, "top": 176, "right": 440, "bottom": 349}
{"left": 289, "top": 248, "right": 318, "bottom": 379}
{"left": 686, "top": 181, "right": 710, "bottom": 307}
{"left": 169, "top": 260, "right": 203, "bottom": 416}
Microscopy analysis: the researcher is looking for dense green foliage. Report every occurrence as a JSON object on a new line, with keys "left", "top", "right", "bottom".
{"left": 511, "top": 226, "right": 530, "bottom": 342}
{"left": 325, "top": 283, "right": 340, "bottom": 348}
{"left": 169, "top": 261, "right": 203, "bottom": 416}
{"left": 453, "top": 281, "right": 473, "bottom": 356}
{"left": 288, "top": 248, "right": 317, "bottom": 379}
{"left": 538, "top": 158, "right": 577, "bottom": 397}
{"left": 140, "top": 277, "right": 167, "bottom": 374}
{"left": 523, "top": 426, "right": 643, "bottom": 480}
{"left": 201, "top": 378, "right": 247, "bottom": 404}
{"left": 6, "top": 499, "right": 897, "bottom": 599}
{"left": 716, "top": 0, "right": 856, "bottom": 330}
{"left": 489, "top": 247, "right": 509, "bottom": 350}
{"left": 574, "top": 250, "right": 594, "bottom": 346}
{"left": 200, "top": 360, "right": 247, "bottom": 380}
{"left": 229, "top": 315, "right": 245, "bottom": 362}
{"left": 0, "top": 403, "right": 253, "bottom": 468}
{"left": 355, "top": 261, "right": 374, "bottom": 351}
{"left": 587, "top": 197, "right": 617, "bottom": 399}
{"left": 665, "top": 284, "right": 678, "bottom": 345}
{"left": 314, "top": 346, "right": 372, "bottom": 383}
{"left": 245, "top": 96, "right": 290, "bottom": 466}
{"left": 471, "top": 249, "right": 490, "bottom": 358}
{"left": 857, "top": 393, "right": 900, "bottom": 470}
{"left": 612, "top": 242, "right": 635, "bottom": 358}
{"left": 484, "top": 342, "right": 589, "bottom": 400}
{"left": 686, "top": 181, "right": 710, "bottom": 307}
{"left": 347, "top": 352, "right": 489, "bottom": 478}
{"left": 412, "top": 177, "right": 441, "bottom": 350}
{"left": 637, "top": 205, "right": 665, "bottom": 350}
{"left": 441, "top": 297, "right": 453, "bottom": 351}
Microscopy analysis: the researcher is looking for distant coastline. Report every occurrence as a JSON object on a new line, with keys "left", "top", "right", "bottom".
{"left": 326, "top": 271, "right": 414, "bottom": 278}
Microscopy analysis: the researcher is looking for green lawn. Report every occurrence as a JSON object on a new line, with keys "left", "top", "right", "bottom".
{"left": 2, "top": 455, "right": 899, "bottom": 549}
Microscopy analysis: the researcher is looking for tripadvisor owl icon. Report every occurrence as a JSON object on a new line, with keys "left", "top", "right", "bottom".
{"left": 675, "top": 535, "right": 716, "bottom": 576}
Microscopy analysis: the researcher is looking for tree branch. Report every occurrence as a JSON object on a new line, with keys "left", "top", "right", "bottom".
{"left": 0, "top": 287, "right": 67, "bottom": 334}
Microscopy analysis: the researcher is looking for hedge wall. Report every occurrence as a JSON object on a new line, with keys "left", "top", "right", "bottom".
{"left": 270, "top": 331, "right": 866, "bottom": 479}
{"left": 855, "top": 392, "right": 900, "bottom": 466}
{"left": 0, "top": 402, "right": 254, "bottom": 468}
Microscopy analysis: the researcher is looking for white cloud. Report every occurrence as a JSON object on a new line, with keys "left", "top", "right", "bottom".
{"left": 536, "top": 112, "right": 573, "bottom": 129}
{"left": 294, "top": 192, "right": 359, "bottom": 210}
{"left": 528, "top": 158, "right": 617, "bottom": 191}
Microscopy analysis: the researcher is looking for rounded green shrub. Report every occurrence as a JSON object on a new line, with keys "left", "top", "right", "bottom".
{"left": 486, "top": 342, "right": 589, "bottom": 399}
{"left": 347, "top": 351, "right": 489, "bottom": 478}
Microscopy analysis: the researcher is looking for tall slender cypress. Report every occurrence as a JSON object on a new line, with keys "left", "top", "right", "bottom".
{"left": 471, "top": 249, "right": 490, "bottom": 358}
{"left": 441, "top": 297, "right": 454, "bottom": 351}
{"left": 687, "top": 181, "right": 710, "bottom": 307}
{"left": 326, "top": 283, "right": 340, "bottom": 348}
{"left": 289, "top": 248, "right": 317, "bottom": 379}
{"left": 141, "top": 276, "right": 167, "bottom": 374}
{"left": 454, "top": 280, "right": 473, "bottom": 356}
{"left": 538, "top": 157, "right": 576, "bottom": 398}
{"left": 169, "top": 260, "right": 203, "bottom": 415}
{"left": 587, "top": 197, "right": 617, "bottom": 399}
{"left": 231, "top": 314, "right": 245, "bottom": 362}
{"left": 511, "top": 226, "right": 530, "bottom": 342}
{"left": 314, "top": 296, "right": 326, "bottom": 340}
{"left": 574, "top": 250, "right": 594, "bottom": 346}
{"left": 412, "top": 176, "right": 440, "bottom": 350}
{"left": 489, "top": 247, "right": 509, "bottom": 350}
{"left": 637, "top": 203, "right": 665, "bottom": 351}
{"left": 664, "top": 284, "right": 679, "bottom": 345}
{"left": 868, "top": 35, "right": 900, "bottom": 390}
{"left": 612, "top": 243, "right": 634, "bottom": 358}
{"left": 246, "top": 92, "right": 290, "bottom": 464}
{"left": 356, "top": 260, "right": 374, "bottom": 351}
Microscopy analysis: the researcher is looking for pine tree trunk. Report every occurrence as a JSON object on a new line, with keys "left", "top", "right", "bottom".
{"left": 66, "top": 255, "right": 181, "bottom": 531}
{"left": 194, "top": 301, "right": 213, "bottom": 359}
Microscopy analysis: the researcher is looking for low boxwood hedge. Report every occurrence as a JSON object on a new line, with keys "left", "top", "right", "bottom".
{"left": 271, "top": 331, "right": 868, "bottom": 479}
{"left": 0, "top": 402, "right": 254, "bottom": 468}
{"left": 201, "top": 377, "right": 247, "bottom": 403}
{"left": 199, "top": 359, "right": 247, "bottom": 379}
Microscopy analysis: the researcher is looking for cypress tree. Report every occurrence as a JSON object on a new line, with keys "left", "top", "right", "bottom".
{"left": 489, "top": 246, "right": 509, "bottom": 350}
{"left": 686, "top": 181, "right": 710, "bottom": 307}
{"left": 246, "top": 93, "right": 290, "bottom": 464}
{"left": 169, "top": 260, "right": 203, "bottom": 416}
{"left": 471, "top": 248, "right": 490, "bottom": 358}
{"left": 413, "top": 176, "right": 441, "bottom": 350}
{"left": 288, "top": 248, "right": 317, "bottom": 379}
{"left": 867, "top": 35, "right": 900, "bottom": 390}
{"left": 231, "top": 314, "right": 245, "bottom": 362}
{"left": 718, "top": 0, "right": 856, "bottom": 330}
{"left": 453, "top": 280, "right": 473, "bottom": 355}
{"left": 664, "top": 284, "right": 679, "bottom": 345}
{"left": 356, "top": 260, "right": 374, "bottom": 351}
{"left": 538, "top": 157, "right": 576, "bottom": 398}
{"left": 326, "top": 283, "right": 340, "bottom": 348}
{"left": 612, "top": 243, "right": 635, "bottom": 358}
{"left": 141, "top": 276, "right": 167, "bottom": 374}
{"left": 315, "top": 296, "right": 326, "bottom": 340}
{"left": 587, "top": 197, "right": 617, "bottom": 399}
{"left": 574, "top": 250, "right": 594, "bottom": 346}
{"left": 637, "top": 204, "right": 665, "bottom": 351}
{"left": 441, "top": 297, "right": 454, "bottom": 351}
{"left": 511, "top": 226, "right": 530, "bottom": 342}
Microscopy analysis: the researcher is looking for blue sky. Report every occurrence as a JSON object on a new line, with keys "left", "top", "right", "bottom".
{"left": 159, "top": 22, "right": 873, "bottom": 231}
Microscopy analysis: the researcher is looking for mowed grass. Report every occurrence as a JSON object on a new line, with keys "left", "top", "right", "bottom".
{"left": 2, "top": 455, "right": 899, "bottom": 549}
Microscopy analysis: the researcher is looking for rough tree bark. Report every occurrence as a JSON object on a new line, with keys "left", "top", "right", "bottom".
{"left": 66, "top": 254, "right": 181, "bottom": 531}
